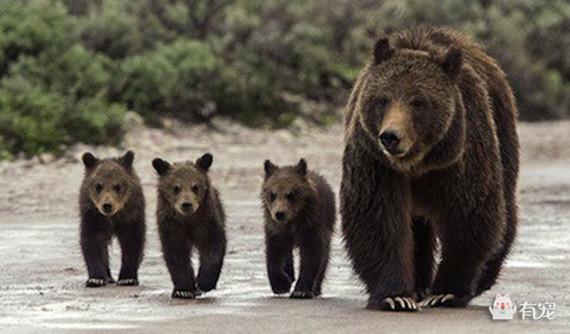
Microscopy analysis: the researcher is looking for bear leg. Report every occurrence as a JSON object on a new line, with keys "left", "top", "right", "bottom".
{"left": 196, "top": 229, "right": 226, "bottom": 292}
{"left": 266, "top": 235, "right": 294, "bottom": 295}
{"left": 81, "top": 214, "right": 113, "bottom": 287}
{"left": 476, "top": 201, "right": 517, "bottom": 295}
{"left": 412, "top": 218, "right": 436, "bottom": 301}
{"left": 160, "top": 225, "right": 198, "bottom": 297}
{"left": 291, "top": 227, "right": 327, "bottom": 299}
{"left": 284, "top": 255, "right": 295, "bottom": 282}
{"left": 116, "top": 219, "right": 145, "bottom": 286}
{"left": 426, "top": 210, "right": 503, "bottom": 307}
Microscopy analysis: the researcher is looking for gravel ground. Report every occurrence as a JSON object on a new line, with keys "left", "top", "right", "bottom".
{"left": 0, "top": 118, "right": 569, "bottom": 333}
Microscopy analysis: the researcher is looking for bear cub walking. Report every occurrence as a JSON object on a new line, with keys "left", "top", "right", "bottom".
{"left": 261, "top": 159, "right": 335, "bottom": 299}
{"left": 80, "top": 151, "right": 146, "bottom": 287}
{"left": 153, "top": 153, "right": 227, "bottom": 299}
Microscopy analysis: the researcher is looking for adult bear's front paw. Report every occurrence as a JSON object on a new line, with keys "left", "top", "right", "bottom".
{"left": 421, "top": 293, "right": 471, "bottom": 308}
{"left": 270, "top": 272, "right": 293, "bottom": 294}
{"left": 368, "top": 296, "right": 419, "bottom": 312}
{"left": 85, "top": 278, "right": 107, "bottom": 287}
{"left": 116, "top": 278, "right": 139, "bottom": 286}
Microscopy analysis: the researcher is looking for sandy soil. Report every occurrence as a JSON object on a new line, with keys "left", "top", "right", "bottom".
{"left": 0, "top": 118, "right": 569, "bottom": 333}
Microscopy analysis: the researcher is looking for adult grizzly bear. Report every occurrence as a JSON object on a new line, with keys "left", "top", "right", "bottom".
{"left": 341, "top": 27, "right": 519, "bottom": 311}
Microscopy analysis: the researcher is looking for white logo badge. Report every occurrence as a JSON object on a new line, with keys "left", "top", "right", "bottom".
{"left": 489, "top": 293, "right": 517, "bottom": 320}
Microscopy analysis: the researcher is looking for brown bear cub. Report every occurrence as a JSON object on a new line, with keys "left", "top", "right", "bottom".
{"left": 153, "top": 153, "right": 226, "bottom": 299}
{"left": 261, "top": 159, "right": 335, "bottom": 299}
{"left": 79, "top": 151, "right": 146, "bottom": 287}
{"left": 341, "top": 27, "right": 519, "bottom": 311}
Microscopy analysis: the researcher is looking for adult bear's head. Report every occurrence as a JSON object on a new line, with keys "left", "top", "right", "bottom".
{"left": 355, "top": 34, "right": 466, "bottom": 173}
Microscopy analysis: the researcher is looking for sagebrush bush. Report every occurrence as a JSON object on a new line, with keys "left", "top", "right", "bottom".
{"left": 117, "top": 39, "right": 219, "bottom": 121}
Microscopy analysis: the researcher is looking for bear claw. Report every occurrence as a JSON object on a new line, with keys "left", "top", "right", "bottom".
{"left": 290, "top": 291, "right": 315, "bottom": 299}
{"left": 85, "top": 278, "right": 107, "bottom": 287}
{"left": 172, "top": 289, "right": 198, "bottom": 299}
{"left": 420, "top": 294, "right": 456, "bottom": 307}
{"left": 116, "top": 278, "right": 139, "bottom": 286}
{"left": 377, "top": 296, "right": 419, "bottom": 312}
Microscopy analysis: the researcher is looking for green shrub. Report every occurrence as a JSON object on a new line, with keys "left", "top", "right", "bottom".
{"left": 0, "top": 1, "right": 75, "bottom": 75}
{"left": 0, "top": 80, "right": 69, "bottom": 155}
{"left": 117, "top": 39, "right": 219, "bottom": 121}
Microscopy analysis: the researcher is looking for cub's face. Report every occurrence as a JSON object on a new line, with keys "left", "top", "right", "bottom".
{"left": 358, "top": 38, "right": 463, "bottom": 170}
{"left": 153, "top": 154, "right": 213, "bottom": 216}
{"left": 82, "top": 151, "right": 136, "bottom": 217}
{"left": 262, "top": 159, "right": 311, "bottom": 224}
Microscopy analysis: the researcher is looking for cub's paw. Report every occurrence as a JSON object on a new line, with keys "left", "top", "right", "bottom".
{"left": 116, "top": 278, "right": 139, "bottom": 286}
{"left": 197, "top": 279, "right": 217, "bottom": 293}
{"left": 420, "top": 293, "right": 470, "bottom": 308}
{"left": 290, "top": 290, "right": 315, "bottom": 299}
{"left": 85, "top": 278, "right": 107, "bottom": 288}
{"left": 270, "top": 274, "right": 293, "bottom": 295}
{"left": 172, "top": 289, "right": 198, "bottom": 299}
{"left": 370, "top": 296, "right": 419, "bottom": 312}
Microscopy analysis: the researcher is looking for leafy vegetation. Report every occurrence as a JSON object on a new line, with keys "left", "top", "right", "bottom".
{"left": 0, "top": 0, "right": 568, "bottom": 157}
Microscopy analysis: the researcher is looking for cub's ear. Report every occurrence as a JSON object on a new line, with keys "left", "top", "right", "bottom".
{"left": 119, "top": 151, "right": 135, "bottom": 168}
{"left": 295, "top": 158, "right": 307, "bottom": 177}
{"left": 373, "top": 35, "right": 394, "bottom": 65}
{"left": 439, "top": 46, "right": 463, "bottom": 78}
{"left": 82, "top": 152, "right": 98, "bottom": 169}
{"left": 196, "top": 153, "right": 213, "bottom": 172}
{"left": 264, "top": 160, "right": 278, "bottom": 178}
{"left": 152, "top": 158, "right": 171, "bottom": 176}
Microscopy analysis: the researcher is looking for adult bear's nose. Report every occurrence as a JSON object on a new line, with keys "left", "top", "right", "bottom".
{"left": 102, "top": 203, "right": 113, "bottom": 214}
{"left": 379, "top": 129, "right": 401, "bottom": 153}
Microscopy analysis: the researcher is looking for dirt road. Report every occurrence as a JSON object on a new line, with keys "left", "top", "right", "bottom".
{"left": 0, "top": 119, "right": 569, "bottom": 333}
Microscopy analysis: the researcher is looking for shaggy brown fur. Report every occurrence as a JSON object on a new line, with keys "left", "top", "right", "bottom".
{"left": 341, "top": 27, "right": 519, "bottom": 311}
{"left": 79, "top": 151, "right": 146, "bottom": 287}
{"left": 261, "top": 159, "right": 335, "bottom": 299}
{"left": 153, "top": 153, "right": 226, "bottom": 299}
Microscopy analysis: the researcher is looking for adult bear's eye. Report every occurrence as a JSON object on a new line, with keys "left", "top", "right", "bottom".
{"left": 95, "top": 183, "right": 103, "bottom": 194}
{"left": 410, "top": 98, "right": 427, "bottom": 110}
{"left": 377, "top": 97, "right": 390, "bottom": 109}
{"left": 269, "top": 193, "right": 276, "bottom": 202}
{"left": 113, "top": 183, "right": 122, "bottom": 193}
{"left": 173, "top": 185, "right": 181, "bottom": 194}
{"left": 191, "top": 184, "right": 199, "bottom": 193}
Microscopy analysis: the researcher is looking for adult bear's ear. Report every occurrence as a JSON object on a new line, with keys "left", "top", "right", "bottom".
{"left": 82, "top": 152, "right": 99, "bottom": 169}
{"left": 119, "top": 150, "right": 135, "bottom": 168}
{"left": 152, "top": 158, "right": 171, "bottom": 176}
{"left": 438, "top": 46, "right": 463, "bottom": 78}
{"left": 196, "top": 153, "right": 213, "bottom": 172}
{"left": 373, "top": 35, "right": 394, "bottom": 65}
{"left": 295, "top": 158, "right": 307, "bottom": 177}
{"left": 264, "top": 160, "right": 278, "bottom": 179}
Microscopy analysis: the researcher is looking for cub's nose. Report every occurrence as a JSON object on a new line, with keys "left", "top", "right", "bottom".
{"left": 181, "top": 202, "right": 193, "bottom": 212}
{"left": 102, "top": 203, "right": 113, "bottom": 214}
{"left": 275, "top": 211, "right": 287, "bottom": 222}
{"left": 379, "top": 130, "right": 401, "bottom": 153}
